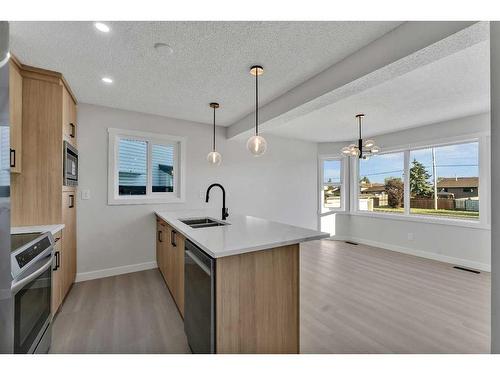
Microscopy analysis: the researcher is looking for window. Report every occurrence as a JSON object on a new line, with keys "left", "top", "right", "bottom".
{"left": 321, "top": 159, "right": 343, "bottom": 212}
{"left": 108, "top": 128, "right": 185, "bottom": 205}
{"left": 358, "top": 151, "right": 405, "bottom": 214}
{"left": 355, "top": 140, "right": 482, "bottom": 223}
{"left": 409, "top": 141, "right": 479, "bottom": 220}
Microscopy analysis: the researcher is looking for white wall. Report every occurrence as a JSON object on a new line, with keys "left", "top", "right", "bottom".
{"left": 319, "top": 113, "right": 491, "bottom": 271}
{"left": 76, "top": 104, "right": 318, "bottom": 280}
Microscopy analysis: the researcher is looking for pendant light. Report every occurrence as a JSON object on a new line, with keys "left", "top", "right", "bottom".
{"left": 341, "top": 114, "right": 380, "bottom": 159}
{"left": 207, "top": 102, "right": 222, "bottom": 166}
{"left": 247, "top": 65, "right": 267, "bottom": 156}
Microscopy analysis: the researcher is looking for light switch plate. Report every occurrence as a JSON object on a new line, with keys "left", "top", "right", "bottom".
{"left": 81, "top": 189, "right": 91, "bottom": 200}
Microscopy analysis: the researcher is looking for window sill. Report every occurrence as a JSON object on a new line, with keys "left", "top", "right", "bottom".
{"left": 336, "top": 210, "right": 490, "bottom": 230}
{"left": 108, "top": 195, "right": 185, "bottom": 205}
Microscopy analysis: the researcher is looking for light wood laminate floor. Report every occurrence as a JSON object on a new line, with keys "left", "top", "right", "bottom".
{"left": 300, "top": 240, "right": 490, "bottom": 353}
{"left": 50, "top": 269, "right": 190, "bottom": 353}
{"left": 51, "top": 240, "right": 490, "bottom": 354}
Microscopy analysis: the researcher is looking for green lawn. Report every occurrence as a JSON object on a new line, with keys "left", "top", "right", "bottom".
{"left": 373, "top": 207, "right": 479, "bottom": 219}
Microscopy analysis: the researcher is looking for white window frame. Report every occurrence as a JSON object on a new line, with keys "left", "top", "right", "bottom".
{"left": 318, "top": 155, "right": 347, "bottom": 214}
{"left": 350, "top": 133, "right": 490, "bottom": 229}
{"left": 108, "top": 128, "right": 186, "bottom": 205}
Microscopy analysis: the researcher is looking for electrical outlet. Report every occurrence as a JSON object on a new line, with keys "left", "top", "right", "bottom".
{"left": 81, "top": 189, "right": 91, "bottom": 200}
{"left": 407, "top": 232, "right": 414, "bottom": 241}
{"left": 199, "top": 190, "right": 205, "bottom": 199}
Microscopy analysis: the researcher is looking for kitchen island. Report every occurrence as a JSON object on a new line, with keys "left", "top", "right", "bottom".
{"left": 154, "top": 209, "right": 328, "bottom": 354}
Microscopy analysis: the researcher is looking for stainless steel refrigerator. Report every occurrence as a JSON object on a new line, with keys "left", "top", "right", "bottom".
{"left": 0, "top": 21, "right": 12, "bottom": 354}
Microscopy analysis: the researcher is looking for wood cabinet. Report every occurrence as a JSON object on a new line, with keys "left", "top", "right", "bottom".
{"left": 9, "top": 58, "right": 23, "bottom": 173}
{"left": 62, "top": 86, "right": 77, "bottom": 146}
{"left": 62, "top": 191, "right": 77, "bottom": 296}
{"left": 155, "top": 217, "right": 185, "bottom": 317}
{"left": 10, "top": 57, "right": 78, "bottom": 315}
{"left": 51, "top": 231, "right": 63, "bottom": 314}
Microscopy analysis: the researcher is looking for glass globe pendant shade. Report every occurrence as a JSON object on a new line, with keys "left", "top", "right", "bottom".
{"left": 207, "top": 151, "right": 222, "bottom": 166}
{"left": 247, "top": 135, "right": 267, "bottom": 156}
{"left": 341, "top": 146, "right": 351, "bottom": 156}
{"left": 350, "top": 147, "right": 360, "bottom": 157}
{"left": 370, "top": 146, "right": 380, "bottom": 154}
{"left": 364, "top": 139, "right": 375, "bottom": 148}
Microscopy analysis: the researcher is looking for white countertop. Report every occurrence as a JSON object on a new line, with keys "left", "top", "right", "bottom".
{"left": 11, "top": 224, "right": 65, "bottom": 236}
{"left": 155, "top": 209, "right": 329, "bottom": 258}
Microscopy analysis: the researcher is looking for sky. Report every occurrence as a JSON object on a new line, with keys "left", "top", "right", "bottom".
{"left": 324, "top": 142, "right": 479, "bottom": 184}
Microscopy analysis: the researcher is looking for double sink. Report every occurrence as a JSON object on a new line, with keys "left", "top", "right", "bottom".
{"left": 180, "top": 217, "right": 230, "bottom": 229}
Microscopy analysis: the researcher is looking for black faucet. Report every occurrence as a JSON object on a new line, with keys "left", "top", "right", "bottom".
{"left": 205, "top": 183, "right": 229, "bottom": 220}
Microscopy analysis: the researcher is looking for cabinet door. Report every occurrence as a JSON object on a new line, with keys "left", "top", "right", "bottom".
{"left": 172, "top": 232, "right": 185, "bottom": 317}
{"left": 62, "top": 191, "right": 77, "bottom": 297}
{"left": 51, "top": 232, "right": 63, "bottom": 315}
{"left": 9, "top": 60, "right": 22, "bottom": 173}
{"left": 163, "top": 224, "right": 173, "bottom": 288}
{"left": 62, "top": 88, "right": 77, "bottom": 146}
{"left": 157, "top": 220, "right": 165, "bottom": 277}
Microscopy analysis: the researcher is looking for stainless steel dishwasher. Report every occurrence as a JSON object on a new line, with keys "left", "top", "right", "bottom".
{"left": 184, "top": 239, "right": 215, "bottom": 354}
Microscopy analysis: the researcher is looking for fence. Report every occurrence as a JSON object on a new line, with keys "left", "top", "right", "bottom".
{"left": 410, "top": 197, "right": 479, "bottom": 212}
{"left": 410, "top": 198, "right": 454, "bottom": 210}
{"left": 455, "top": 198, "right": 479, "bottom": 212}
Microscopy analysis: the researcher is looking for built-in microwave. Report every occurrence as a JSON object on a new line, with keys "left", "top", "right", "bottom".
{"left": 63, "top": 141, "right": 78, "bottom": 186}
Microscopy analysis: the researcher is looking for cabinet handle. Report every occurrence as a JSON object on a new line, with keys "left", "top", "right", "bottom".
{"left": 171, "top": 230, "right": 177, "bottom": 247}
{"left": 53, "top": 251, "right": 60, "bottom": 271}
{"left": 54, "top": 237, "right": 61, "bottom": 243}
{"left": 10, "top": 149, "right": 15, "bottom": 168}
{"left": 69, "top": 123, "right": 76, "bottom": 138}
{"left": 158, "top": 230, "right": 163, "bottom": 243}
{"left": 69, "top": 194, "right": 75, "bottom": 208}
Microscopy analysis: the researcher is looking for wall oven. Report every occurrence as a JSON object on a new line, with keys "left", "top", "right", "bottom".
{"left": 63, "top": 141, "right": 78, "bottom": 186}
{"left": 11, "top": 232, "right": 54, "bottom": 354}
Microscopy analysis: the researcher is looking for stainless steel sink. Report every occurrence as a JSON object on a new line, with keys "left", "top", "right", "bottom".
{"left": 180, "top": 217, "right": 229, "bottom": 229}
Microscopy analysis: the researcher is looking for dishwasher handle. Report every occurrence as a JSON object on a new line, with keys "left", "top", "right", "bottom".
{"left": 185, "top": 250, "right": 211, "bottom": 276}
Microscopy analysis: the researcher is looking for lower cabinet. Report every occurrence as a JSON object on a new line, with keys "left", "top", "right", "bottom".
{"left": 51, "top": 231, "right": 64, "bottom": 315}
{"left": 156, "top": 217, "right": 185, "bottom": 317}
{"left": 62, "top": 191, "right": 77, "bottom": 296}
{"left": 51, "top": 193, "right": 77, "bottom": 316}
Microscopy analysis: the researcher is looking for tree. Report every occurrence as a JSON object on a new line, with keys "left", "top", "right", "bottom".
{"left": 385, "top": 178, "right": 404, "bottom": 208}
{"left": 409, "top": 159, "right": 433, "bottom": 197}
{"left": 360, "top": 176, "right": 370, "bottom": 185}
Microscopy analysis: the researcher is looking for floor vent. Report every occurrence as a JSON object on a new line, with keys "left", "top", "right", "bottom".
{"left": 453, "top": 266, "right": 480, "bottom": 274}
{"left": 345, "top": 241, "right": 359, "bottom": 246}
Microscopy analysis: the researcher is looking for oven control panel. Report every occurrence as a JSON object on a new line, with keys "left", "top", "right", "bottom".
{"left": 15, "top": 237, "right": 51, "bottom": 268}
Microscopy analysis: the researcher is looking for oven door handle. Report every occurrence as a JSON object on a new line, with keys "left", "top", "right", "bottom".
{"left": 11, "top": 256, "right": 53, "bottom": 294}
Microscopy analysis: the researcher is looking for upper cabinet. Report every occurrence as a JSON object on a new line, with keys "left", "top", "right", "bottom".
{"left": 63, "top": 86, "right": 77, "bottom": 146}
{"left": 9, "top": 58, "right": 22, "bottom": 173}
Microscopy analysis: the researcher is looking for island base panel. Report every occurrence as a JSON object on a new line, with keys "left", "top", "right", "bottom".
{"left": 215, "top": 244, "right": 300, "bottom": 354}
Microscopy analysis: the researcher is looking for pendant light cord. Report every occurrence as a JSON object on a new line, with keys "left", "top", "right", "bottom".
{"left": 358, "top": 116, "right": 362, "bottom": 140}
{"left": 213, "top": 106, "right": 216, "bottom": 151}
{"left": 255, "top": 70, "right": 259, "bottom": 136}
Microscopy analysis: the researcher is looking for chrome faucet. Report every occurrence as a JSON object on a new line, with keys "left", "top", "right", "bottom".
{"left": 205, "top": 183, "right": 229, "bottom": 220}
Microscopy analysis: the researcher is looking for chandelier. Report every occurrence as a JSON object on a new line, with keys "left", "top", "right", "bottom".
{"left": 341, "top": 114, "right": 380, "bottom": 159}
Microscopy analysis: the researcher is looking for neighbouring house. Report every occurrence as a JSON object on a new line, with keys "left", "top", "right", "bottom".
{"left": 437, "top": 177, "right": 478, "bottom": 199}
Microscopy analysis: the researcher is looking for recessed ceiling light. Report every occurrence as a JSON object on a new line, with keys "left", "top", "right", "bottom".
{"left": 94, "top": 22, "right": 110, "bottom": 33}
{"left": 154, "top": 42, "right": 174, "bottom": 55}
{"left": 101, "top": 77, "right": 113, "bottom": 84}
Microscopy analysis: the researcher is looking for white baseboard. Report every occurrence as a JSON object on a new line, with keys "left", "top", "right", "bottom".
{"left": 330, "top": 235, "right": 491, "bottom": 272}
{"left": 75, "top": 261, "right": 158, "bottom": 282}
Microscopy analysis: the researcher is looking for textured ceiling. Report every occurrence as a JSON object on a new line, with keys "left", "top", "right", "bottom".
{"left": 267, "top": 40, "right": 490, "bottom": 143}
{"left": 9, "top": 21, "right": 401, "bottom": 126}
